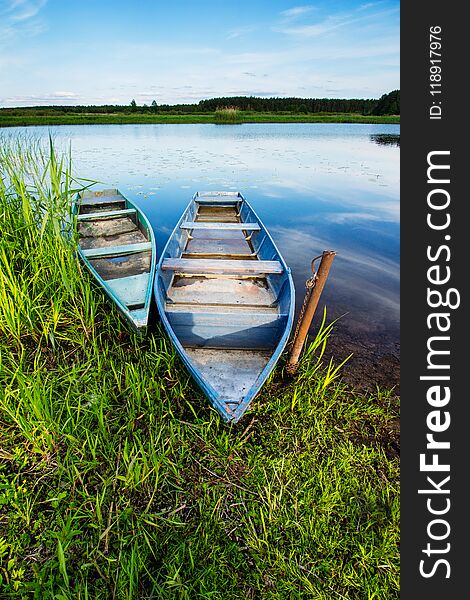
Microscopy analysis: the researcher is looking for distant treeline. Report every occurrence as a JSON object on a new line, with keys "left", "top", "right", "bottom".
{"left": 1, "top": 90, "right": 399, "bottom": 116}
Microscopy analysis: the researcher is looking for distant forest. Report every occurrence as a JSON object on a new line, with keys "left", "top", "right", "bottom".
{"left": 1, "top": 90, "right": 399, "bottom": 116}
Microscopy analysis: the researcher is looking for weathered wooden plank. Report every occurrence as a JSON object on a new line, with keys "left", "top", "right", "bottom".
{"left": 190, "top": 229, "right": 247, "bottom": 241}
{"left": 185, "top": 348, "right": 271, "bottom": 403}
{"left": 184, "top": 238, "right": 252, "bottom": 256}
{"left": 180, "top": 221, "right": 261, "bottom": 231}
{"left": 79, "top": 228, "right": 148, "bottom": 250}
{"left": 196, "top": 206, "right": 238, "bottom": 223}
{"left": 82, "top": 241, "right": 152, "bottom": 258}
{"left": 197, "top": 215, "right": 239, "bottom": 223}
{"left": 78, "top": 217, "right": 138, "bottom": 238}
{"left": 90, "top": 252, "right": 152, "bottom": 280}
{"left": 77, "top": 208, "right": 136, "bottom": 221}
{"left": 196, "top": 197, "right": 239, "bottom": 205}
{"left": 196, "top": 191, "right": 240, "bottom": 197}
{"left": 79, "top": 195, "right": 125, "bottom": 205}
{"left": 167, "top": 276, "right": 275, "bottom": 307}
{"left": 162, "top": 258, "right": 283, "bottom": 275}
{"left": 197, "top": 205, "right": 237, "bottom": 216}
{"left": 166, "top": 303, "right": 279, "bottom": 314}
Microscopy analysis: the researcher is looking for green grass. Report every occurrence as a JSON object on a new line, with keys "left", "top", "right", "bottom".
{"left": 0, "top": 139, "right": 399, "bottom": 598}
{"left": 0, "top": 112, "right": 400, "bottom": 127}
{"left": 214, "top": 108, "right": 243, "bottom": 124}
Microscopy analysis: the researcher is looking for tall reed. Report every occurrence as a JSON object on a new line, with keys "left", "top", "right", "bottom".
{"left": 0, "top": 136, "right": 96, "bottom": 347}
{"left": 214, "top": 106, "right": 242, "bottom": 124}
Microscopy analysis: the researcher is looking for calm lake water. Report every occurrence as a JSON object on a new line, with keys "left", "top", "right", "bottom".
{"left": 8, "top": 123, "right": 400, "bottom": 387}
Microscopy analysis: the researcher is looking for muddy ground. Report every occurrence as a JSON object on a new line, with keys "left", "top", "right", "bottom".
{"left": 321, "top": 327, "right": 400, "bottom": 398}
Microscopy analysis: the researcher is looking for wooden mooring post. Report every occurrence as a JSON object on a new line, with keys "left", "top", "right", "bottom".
{"left": 286, "top": 250, "right": 336, "bottom": 375}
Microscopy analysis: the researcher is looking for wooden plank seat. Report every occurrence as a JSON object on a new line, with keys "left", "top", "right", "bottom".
{"left": 180, "top": 221, "right": 261, "bottom": 231}
{"left": 79, "top": 195, "right": 125, "bottom": 205}
{"left": 77, "top": 208, "right": 136, "bottom": 220}
{"left": 82, "top": 241, "right": 152, "bottom": 258}
{"left": 196, "top": 197, "right": 240, "bottom": 204}
{"left": 161, "top": 258, "right": 283, "bottom": 275}
{"left": 196, "top": 192, "right": 240, "bottom": 197}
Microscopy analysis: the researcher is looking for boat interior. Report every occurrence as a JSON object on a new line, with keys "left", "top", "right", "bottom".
{"left": 77, "top": 190, "right": 153, "bottom": 321}
{"left": 156, "top": 192, "right": 292, "bottom": 407}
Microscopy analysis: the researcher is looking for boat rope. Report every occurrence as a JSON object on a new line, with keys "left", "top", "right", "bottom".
{"left": 289, "top": 254, "right": 323, "bottom": 347}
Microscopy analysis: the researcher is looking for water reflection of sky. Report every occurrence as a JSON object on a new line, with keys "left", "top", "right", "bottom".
{"left": 11, "top": 123, "right": 400, "bottom": 353}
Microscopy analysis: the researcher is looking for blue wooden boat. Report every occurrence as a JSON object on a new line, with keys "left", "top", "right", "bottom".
{"left": 155, "top": 191, "right": 295, "bottom": 422}
{"left": 74, "top": 189, "right": 156, "bottom": 331}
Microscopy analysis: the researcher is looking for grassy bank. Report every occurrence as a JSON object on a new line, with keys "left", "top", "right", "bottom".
{"left": 0, "top": 140, "right": 399, "bottom": 598}
{"left": 0, "top": 112, "right": 400, "bottom": 128}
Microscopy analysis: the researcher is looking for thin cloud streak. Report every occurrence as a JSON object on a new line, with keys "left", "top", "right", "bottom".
{"left": 276, "top": 6, "right": 399, "bottom": 38}
{"left": 280, "top": 5, "right": 315, "bottom": 19}
{"left": 0, "top": 0, "right": 47, "bottom": 42}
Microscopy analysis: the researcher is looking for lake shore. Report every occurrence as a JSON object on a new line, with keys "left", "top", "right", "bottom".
{"left": 0, "top": 112, "right": 400, "bottom": 127}
{"left": 0, "top": 139, "right": 399, "bottom": 598}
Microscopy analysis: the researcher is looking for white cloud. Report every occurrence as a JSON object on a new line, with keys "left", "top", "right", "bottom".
{"left": 280, "top": 6, "right": 315, "bottom": 19}
{"left": 276, "top": 5, "right": 399, "bottom": 38}
{"left": 0, "top": 0, "right": 47, "bottom": 42}
{"left": 226, "top": 25, "right": 257, "bottom": 40}
{"left": 8, "top": 0, "right": 47, "bottom": 21}
{"left": 3, "top": 91, "right": 81, "bottom": 105}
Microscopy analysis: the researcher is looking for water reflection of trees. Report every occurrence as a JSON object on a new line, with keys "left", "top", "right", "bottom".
{"left": 370, "top": 134, "right": 400, "bottom": 147}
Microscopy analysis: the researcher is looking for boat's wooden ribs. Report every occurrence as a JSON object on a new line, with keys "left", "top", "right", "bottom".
{"left": 161, "top": 258, "right": 283, "bottom": 275}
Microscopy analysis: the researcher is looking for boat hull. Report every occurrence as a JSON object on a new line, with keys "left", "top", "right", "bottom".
{"left": 74, "top": 189, "right": 156, "bottom": 331}
{"left": 155, "top": 191, "right": 295, "bottom": 422}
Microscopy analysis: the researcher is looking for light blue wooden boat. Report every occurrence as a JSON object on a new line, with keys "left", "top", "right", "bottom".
{"left": 155, "top": 191, "right": 295, "bottom": 422}
{"left": 74, "top": 189, "right": 156, "bottom": 331}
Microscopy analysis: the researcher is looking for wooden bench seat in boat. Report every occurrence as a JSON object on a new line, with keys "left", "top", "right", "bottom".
{"left": 79, "top": 195, "right": 126, "bottom": 205}
{"left": 77, "top": 208, "right": 137, "bottom": 220}
{"left": 196, "top": 197, "right": 240, "bottom": 204}
{"left": 180, "top": 221, "right": 261, "bottom": 231}
{"left": 82, "top": 241, "right": 152, "bottom": 258}
{"left": 161, "top": 258, "right": 283, "bottom": 275}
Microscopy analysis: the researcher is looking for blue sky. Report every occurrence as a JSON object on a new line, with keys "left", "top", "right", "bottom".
{"left": 0, "top": 0, "right": 399, "bottom": 107}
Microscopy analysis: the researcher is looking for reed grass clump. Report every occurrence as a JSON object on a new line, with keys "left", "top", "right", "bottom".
{"left": 0, "top": 136, "right": 100, "bottom": 348}
{"left": 0, "top": 137, "right": 399, "bottom": 598}
{"left": 214, "top": 106, "right": 243, "bottom": 124}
